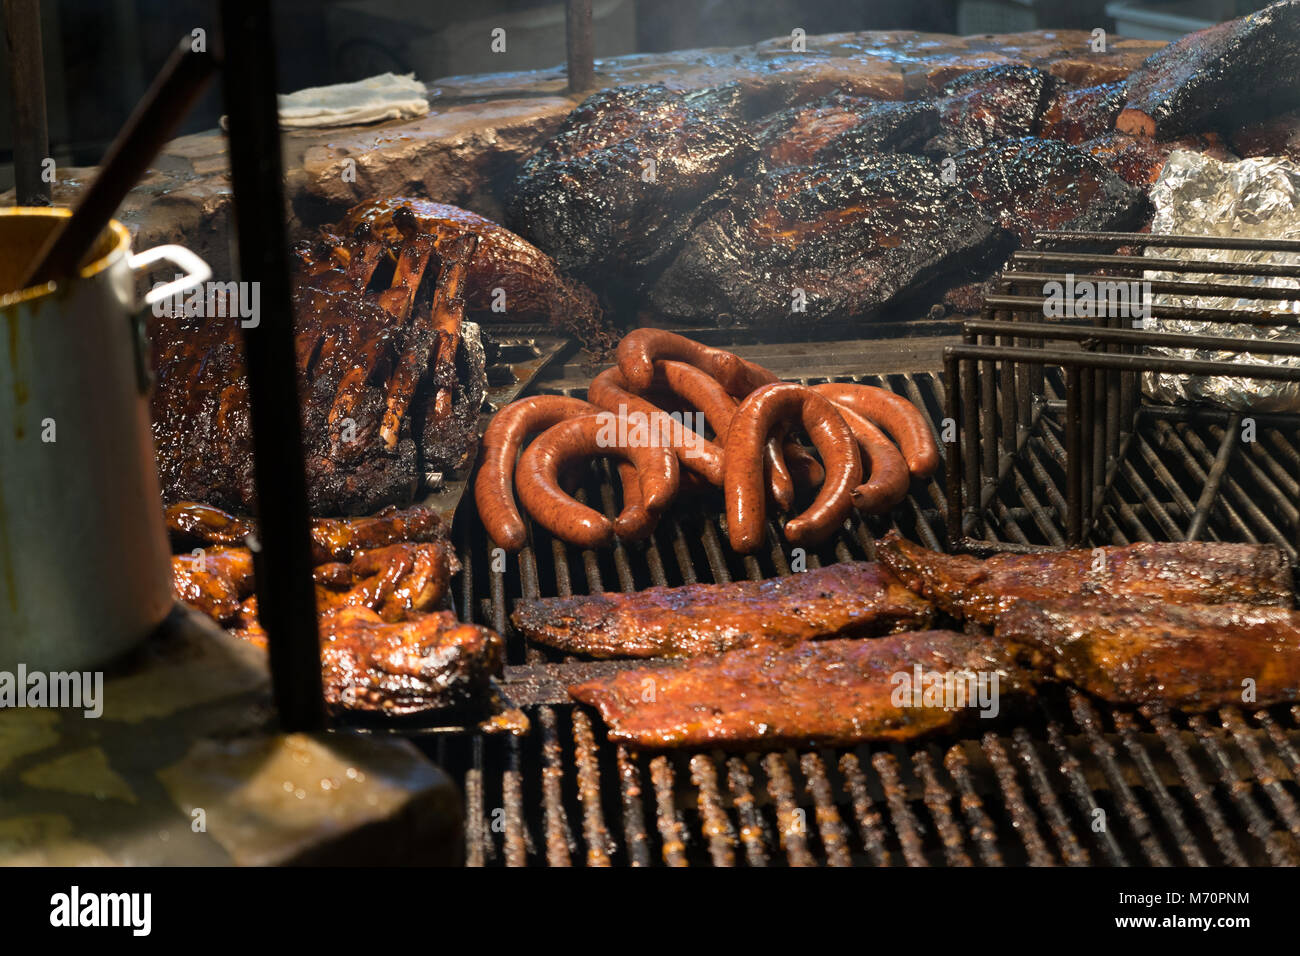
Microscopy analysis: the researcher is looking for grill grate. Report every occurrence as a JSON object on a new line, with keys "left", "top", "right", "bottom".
{"left": 430, "top": 361, "right": 1300, "bottom": 867}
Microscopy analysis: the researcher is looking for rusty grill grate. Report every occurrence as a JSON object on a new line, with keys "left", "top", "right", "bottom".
{"left": 426, "top": 358, "right": 1300, "bottom": 867}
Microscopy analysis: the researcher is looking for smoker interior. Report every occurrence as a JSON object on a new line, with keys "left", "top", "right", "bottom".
{"left": 422, "top": 329, "right": 1300, "bottom": 867}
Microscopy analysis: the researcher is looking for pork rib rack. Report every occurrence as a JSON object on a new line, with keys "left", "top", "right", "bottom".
{"left": 150, "top": 202, "right": 491, "bottom": 515}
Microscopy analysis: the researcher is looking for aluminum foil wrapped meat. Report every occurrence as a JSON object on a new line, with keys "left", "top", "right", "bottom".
{"left": 1143, "top": 150, "right": 1300, "bottom": 412}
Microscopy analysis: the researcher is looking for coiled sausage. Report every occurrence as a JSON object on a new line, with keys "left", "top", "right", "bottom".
{"left": 833, "top": 405, "right": 911, "bottom": 514}
{"left": 517, "top": 413, "right": 680, "bottom": 549}
{"left": 475, "top": 395, "right": 600, "bottom": 551}
{"left": 588, "top": 367, "right": 725, "bottom": 486}
{"left": 615, "top": 328, "right": 747, "bottom": 394}
{"left": 810, "top": 383, "right": 940, "bottom": 479}
{"left": 723, "top": 383, "right": 861, "bottom": 553}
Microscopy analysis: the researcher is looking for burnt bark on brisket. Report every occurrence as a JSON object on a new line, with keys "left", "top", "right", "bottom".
{"left": 506, "top": 84, "right": 760, "bottom": 301}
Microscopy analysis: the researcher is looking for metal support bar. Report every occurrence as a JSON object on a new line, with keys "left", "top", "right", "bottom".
{"left": 565, "top": 0, "right": 594, "bottom": 93}
{"left": 218, "top": 0, "right": 324, "bottom": 731}
{"left": 3, "top": 0, "right": 51, "bottom": 205}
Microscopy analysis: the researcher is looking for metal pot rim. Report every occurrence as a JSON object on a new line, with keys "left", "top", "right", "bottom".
{"left": 0, "top": 206, "right": 132, "bottom": 310}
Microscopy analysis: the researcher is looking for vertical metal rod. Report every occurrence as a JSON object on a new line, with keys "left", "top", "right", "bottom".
{"left": 4, "top": 0, "right": 51, "bottom": 205}
{"left": 962, "top": 338, "right": 981, "bottom": 539}
{"left": 1066, "top": 366, "right": 1083, "bottom": 545}
{"left": 944, "top": 351, "right": 962, "bottom": 548}
{"left": 565, "top": 0, "right": 594, "bottom": 93}
{"left": 218, "top": 0, "right": 324, "bottom": 731}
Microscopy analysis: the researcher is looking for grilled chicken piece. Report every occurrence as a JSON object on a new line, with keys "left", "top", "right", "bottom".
{"left": 238, "top": 606, "right": 504, "bottom": 715}
{"left": 1117, "top": 0, "right": 1300, "bottom": 139}
{"left": 753, "top": 93, "right": 938, "bottom": 166}
{"left": 337, "top": 198, "right": 606, "bottom": 346}
{"left": 172, "top": 538, "right": 457, "bottom": 627}
{"left": 165, "top": 501, "right": 447, "bottom": 564}
{"left": 651, "top": 153, "right": 999, "bottom": 329}
{"left": 512, "top": 561, "right": 934, "bottom": 659}
{"left": 876, "top": 531, "right": 1294, "bottom": 626}
{"left": 507, "top": 84, "right": 759, "bottom": 299}
{"left": 569, "top": 631, "right": 1034, "bottom": 748}
{"left": 926, "top": 65, "right": 1057, "bottom": 153}
{"left": 953, "top": 137, "right": 1146, "bottom": 244}
{"left": 998, "top": 600, "right": 1300, "bottom": 710}
{"left": 1039, "top": 82, "right": 1126, "bottom": 144}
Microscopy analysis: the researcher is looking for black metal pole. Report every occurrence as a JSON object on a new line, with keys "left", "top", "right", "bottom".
{"left": 565, "top": 0, "right": 594, "bottom": 93}
{"left": 4, "top": 0, "right": 51, "bottom": 205}
{"left": 218, "top": 0, "right": 324, "bottom": 731}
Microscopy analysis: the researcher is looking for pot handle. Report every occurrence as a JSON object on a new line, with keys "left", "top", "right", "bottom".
{"left": 128, "top": 244, "right": 211, "bottom": 306}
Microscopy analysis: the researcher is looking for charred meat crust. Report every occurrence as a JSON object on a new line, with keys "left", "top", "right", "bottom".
{"left": 511, "top": 561, "right": 934, "bottom": 658}
{"left": 568, "top": 631, "right": 1034, "bottom": 749}
{"left": 1118, "top": 0, "right": 1300, "bottom": 138}
{"left": 650, "top": 153, "right": 1000, "bottom": 329}
{"left": 952, "top": 137, "right": 1148, "bottom": 243}
{"left": 876, "top": 531, "right": 1295, "bottom": 626}
{"left": 507, "top": 84, "right": 760, "bottom": 299}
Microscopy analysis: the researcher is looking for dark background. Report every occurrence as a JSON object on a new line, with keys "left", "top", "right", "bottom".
{"left": 0, "top": 0, "right": 1264, "bottom": 187}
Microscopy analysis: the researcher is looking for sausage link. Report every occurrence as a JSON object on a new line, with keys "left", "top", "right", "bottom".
{"left": 588, "top": 367, "right": 725, "bottom": 485}
{"left": 720, "top": 357, "right": 826, "bottom": 494}
{"left": 613, "top": 460, "right": 656, "bottom": 541}
{"left": 615, "top": 329, "right": 748, "bottom": 394}
{"left": 833, "top": 404, "right": 911, "bottom": 513}
{"left": 723, "top": 383, "right": 861, "bottom": 553}
{"left": 474, "top": 395, "right": 600, "bottom": 551}
{"left": 517, "top": 413, "right": 679, "bottom": 549}
{"left": 652, "top": 359, "right": 795, "bottom": 510}
{"left": 810, "top": 383, "right": 940, "bottom": 479}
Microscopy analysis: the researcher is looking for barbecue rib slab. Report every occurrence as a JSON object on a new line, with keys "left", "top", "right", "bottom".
{"left": 650, "top": 153, "right": 1000, "bottom": 329}
{"left": 876, "top": 531, "right": 1295, "bottom": 626}
{"left": 997, "top": 600, "right": 1300, "bottom": 710}
{"left": 235, "top": 606, "right": 504, "bottom": 715}
{"left": 506, "top": 84, "right": 759, "bottom": 298}
{"left": 569, "top": 631, "right": 1034, "bottom": 748}
{"left": 953, "top": 137, "right": 1147, "bottom": 243}
{"left": 1117, "top": 0, "right": 1300, "bottom": 138}
{"left": 151, "top": 203, "right": 499, "bottom": 515}
{"left": 335, "top": 198, "right": 606, "bottom": 346}
{"left": 511, "top": 561, "right": 934, "bottom": 658}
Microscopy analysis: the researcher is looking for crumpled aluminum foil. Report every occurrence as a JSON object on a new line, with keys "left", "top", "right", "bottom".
{"left": 1142, "top": 149, "right": 1300, "bottom": 413}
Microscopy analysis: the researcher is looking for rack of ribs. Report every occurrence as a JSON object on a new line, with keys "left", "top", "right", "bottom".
{"left": 150, "top": 200, "right": 559, "bottom": 515}
{"left": 511, "top": 561, "right": 934, "bottom": 659}
{"left": 876, "top": 531, "right": 1294, "bottom": 626}
{"left": 569, "top": 631, "right": 1034, "bottom": 748}
{"left": 506, "top": 84, "right": 759, "bottom": 300}
{"left": 997, "top": 600, "right": 1300, "bottom": 710}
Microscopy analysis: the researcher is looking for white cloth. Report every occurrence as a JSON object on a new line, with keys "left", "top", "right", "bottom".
{"left": 275, "top": 72, "right": 429, "bottom": 128}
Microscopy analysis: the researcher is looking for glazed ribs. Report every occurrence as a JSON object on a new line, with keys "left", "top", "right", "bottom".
{"left": 511, "top": 561, "right": 934, "bottom": 659}
{"left": 150, "top": 201, "right": 496, "bottom": 515}
{"left": 926, "top": 64, "right": 1057, "bottom": 153}
{"left": 569, "top": 631, "right": 1033, "bottom": 749}
{"left": 506, "top": 84, "right": 759, "bottom": 299}
{"left": 998, "top": 600, "right": 1300, "bottom": 711}
{"left": 876, "top": 531, "right": 1294, "bottom": 626}
{"left": 753, "top": 92, "right": 938, "bottom": 166}
{"left": 650, "top": 153, "right": 1000, "bottom": 329}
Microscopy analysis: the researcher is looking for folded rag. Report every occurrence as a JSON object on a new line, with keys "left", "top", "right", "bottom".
{"left": 274, "top": 72, "right": 430, "bottom": 129}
